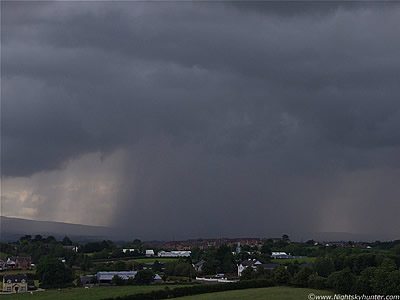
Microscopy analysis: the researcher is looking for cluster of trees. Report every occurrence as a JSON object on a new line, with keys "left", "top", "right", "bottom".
{"left": 238, "top": 250, "right": 400, "bottom": 295}
{"left": 191, "top": 245, "right": 236, "bottom": 275}
{"left": 0, "top": 235, "right": 92, "bottom": 270}
{"left": 36, "top": 256, "right": 75, "bottom": 288}
{"left": 164, "top": 261, "right": 195, "bottom": 278}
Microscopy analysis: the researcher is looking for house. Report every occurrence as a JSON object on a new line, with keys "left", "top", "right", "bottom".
{"left": 157, "top": 250, "right": 191, "bottom": 257}
{"left": 2, "top": 274, "right": 28, "bottom": 293}
{"left": 80, "top": 275, "right": 96, "bottom": 287}
{"left": 27, "top": 280, "right": 36, "bottom": 291}
{"left": 145, "top": 250, "right": 155, "bottom": 257}
{"left": 15, "top": 257, "right": 32, "bottom": 269}
{"left": 237, "top": 259, "right": 262, "bottom": 277}
{"left": 63, "top": 246, "right": 79, "bottom": 252}
{"left": 0, "top": 258, "right": 6, "bottom": 270}
{"left": 96, "top": 271, "right": 137, "bottom": 285}
{"left": 194, "top": 259, "right": 206, "bottom": 272}
{"left": 154, "top": 274, "right": 163, "bottom": 284}
{"left": 6, "top": 258, "right": 17, "bottom": 269}
{"left": 122, "top": 248, "right": 137, "bottom": 254}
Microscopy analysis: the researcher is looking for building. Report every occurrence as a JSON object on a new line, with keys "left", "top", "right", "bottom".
{"left": 96, "top": 271, "right": 137, "bottom": 285}
{"left": 122, "top": 248, "right": 137, "bottom": 254}
{"left": 63, "top": 246, "right": 79, "bottom": 252}
{"left": 236, "top": 242, "right": 241, "bottom": 254}
{"left": 194, "top": 259, "right": 206, "bottom": 272}
{"left": 4, "top": 257, "right": 31, "bottom": 270}
{"left": 15, "top": 257, "right": 32, "bottom": 269}
{"left": 80, "top": 275, "right": 96, "bottom": 287}
{"left": 27, "top": 280, "right": 36, "bottom": 291}
{"left": 6, "top": 258, "right": 16, "bottom": 269}
{"left": 271, "top": 252, "right": 290, "bottom": 259}
{"left": 237, "top": 259, "right": 262, "bottom": 277}
{"left": 157, "top": 250, "right": 191, "bottom": 257}
{"left": 0, "top": 258, "right": 6, "bottom": 270}
{"left": 145, "top": 250, "right": 155, "bottom": 257}
{"left": 2, "top": 274, "right": 28, "bottom": 293}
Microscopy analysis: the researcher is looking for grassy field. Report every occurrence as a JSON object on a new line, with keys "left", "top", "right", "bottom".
{"left": 271, "top": 257, "right": 316, "bottom": 264}
{"left": 177, "top": 286, "right": 333, "bottom": 300}
{"left": 0, "top": 285, "right": 188, "bottom": 300}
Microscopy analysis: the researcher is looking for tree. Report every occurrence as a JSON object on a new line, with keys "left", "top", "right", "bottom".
{"left": 261, "top": 243, "right": 272, "bottom": 256}
{"left": 273, "top": 266, "right": 291, "bottom": 285}
{"left": 153, "top": 260, "right": 162, "bottom": 272}
{"left": 79, "top": 255, "right": 93, "bottom": 271}
{"left": 201, "top": 259, "right": 219, "bottom": 275}
{"left": 19, "top": 235, "right": 32, "bottom": 242}
{"left": 240, "top": 267, "right": 256, "bottom": 280}
{"left": 133, "top": 239, "right": 142, "bottom": 246}
{"left": 327, "top": 267, "right": 356, "bottom": 294}
{"left": 134, "top": 269, "right": 155, "bottom": 285}
{"left": 292, "top": 267, "right": 313, "bottom": 287}
{"left": 32, "top": 235, "right": 43, "bottom": 243}
{"left": 111, "top": 275, "right": 125, "bottom": 286}
{"left": 36, "top": 256, "right": 74, "bottom": 288}
{"left": 62, "top": 236, "right": 73, "bottom": 246}
{"left": 314, "top": 257, "right": 335, "bottom": 278}
{"left": 308, "top": 274, "right": 327, "bottom": 290}
{"left": 114, "top": 260, "right": 127, "bottom": 271}
{"left": 353, "top": 267, "right": 377, "bottom": 294}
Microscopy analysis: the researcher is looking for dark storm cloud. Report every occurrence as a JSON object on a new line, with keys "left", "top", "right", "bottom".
{"left": 2, "top": 1, "right": 400, "bottom": 239}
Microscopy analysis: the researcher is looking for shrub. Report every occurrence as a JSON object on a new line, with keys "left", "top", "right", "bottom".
{"left": 307, "top": 274, "right": 327, "bottom": 290}
{"left": 101, "top": 279, "right": 274, "bottom": 300}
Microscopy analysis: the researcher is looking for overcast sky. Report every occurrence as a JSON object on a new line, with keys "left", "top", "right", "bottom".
{"left": 2, "top": 1, "right": 400, "bottom": 241}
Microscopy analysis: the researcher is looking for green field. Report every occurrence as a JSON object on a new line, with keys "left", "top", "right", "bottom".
{"left": 271, "top": 257, "right": 316, "bottom": 264}
{"left": 178, "top": 286, "right": 333, "bottom": 300}
{"left": 0, "top": 285, "right": 187, "bottom": 300}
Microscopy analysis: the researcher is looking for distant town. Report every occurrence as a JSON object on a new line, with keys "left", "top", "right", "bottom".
{"left": 1, "top": 234, "right": 399, "bottom": 299}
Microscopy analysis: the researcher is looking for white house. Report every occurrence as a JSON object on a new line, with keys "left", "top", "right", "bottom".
{"left": 237, "top": 259, "right": 261, "bottom": 277}
{"left": 271, "top": 252, "right": 289, "bottom": 259}
{"left": 145, "top": 250, "right": 155, "bottom": 257}
{"left": 122, "top": 249, "right": 137, "bottom": 254}
{"left": 158, "top": 251, "right": 191, "bottom": 258}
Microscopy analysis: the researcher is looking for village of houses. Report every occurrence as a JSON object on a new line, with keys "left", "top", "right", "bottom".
{"left": 0, "top": 236, "right": 314, "bottom": 294}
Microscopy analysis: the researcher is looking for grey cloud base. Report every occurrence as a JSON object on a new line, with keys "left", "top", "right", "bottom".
{"left": 1, "top": 2, "right": 400, "bottom": 240}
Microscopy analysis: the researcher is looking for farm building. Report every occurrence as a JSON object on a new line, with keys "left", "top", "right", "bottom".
{"left": 157, "top": 250, "right": 191, "bottom": 257}
{"left": 145, "top": 250, "right": 155, "bottom": 257}
{"left": 96, "top": 271, "right": 137, "bottom": 285}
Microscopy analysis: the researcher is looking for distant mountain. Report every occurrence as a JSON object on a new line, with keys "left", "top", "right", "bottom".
{"left": 1, "top": 216, "right": 397, "bottom": 243}
{"left": 0, "top": 216, "right": 119, "bottom": 242}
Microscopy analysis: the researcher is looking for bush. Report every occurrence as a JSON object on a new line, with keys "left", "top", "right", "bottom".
{"left": 273, "top": 266, "right": 291, "bottom": 285}
{"left": 327, "top": 267, "right": 356, "bottom": 294}
{"left": 292, "top": 267, "right": 313, "bottom": 287}
{"left": 134, "top": 269, "right": 155, "bottom": 285}
{"left": 101, "top": 279, "right": 274, "bottom": 300}
{"left": 307, "top": 274, "right": 327, "bottom": 290}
